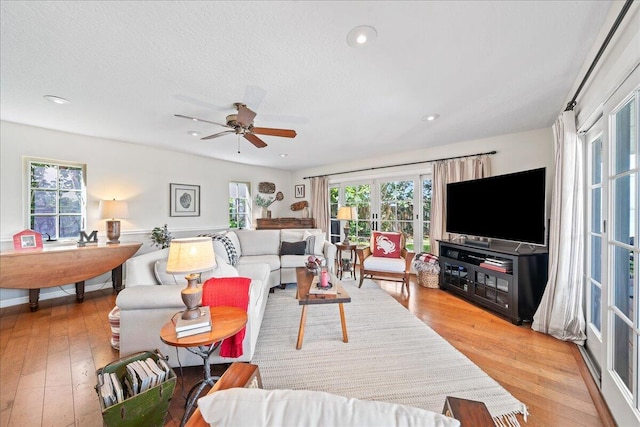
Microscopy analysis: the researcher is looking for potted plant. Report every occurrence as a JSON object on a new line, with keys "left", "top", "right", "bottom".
{"left": 255, "top": 194, "right": 276, "bottom": 218}
{"left": 150, "top": 224, "right": 172, "bottom": 249}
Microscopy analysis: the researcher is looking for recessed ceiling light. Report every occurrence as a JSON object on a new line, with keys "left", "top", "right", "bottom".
{"left": 187, "top": 131, "right": 200, "bottom": 137}
{"left": 280, "top": 153, "right": 288, "bottom": 158}
{"left": 347, "top": 25, "right": 377, "bottom": 48}
{"left": 422, "top": 114, "right": 440, "bottom": 122}
{"left": 44, "top": 95, "right": 70, "bottom": 105}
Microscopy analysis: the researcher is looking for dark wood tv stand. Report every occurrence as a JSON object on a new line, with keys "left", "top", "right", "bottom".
{"left": 438, "top": 240, "right": 548, "bottom": 324}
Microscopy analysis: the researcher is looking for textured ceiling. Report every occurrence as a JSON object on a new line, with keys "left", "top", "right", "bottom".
{"left": 1, "top": 1, "right": 612, "bottom": 171}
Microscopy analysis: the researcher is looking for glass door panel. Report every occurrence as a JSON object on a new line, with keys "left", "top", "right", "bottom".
{"left": 602, "top": 88, "right": 639, "bottom": 425}
{"left": 421, "top": 178, "right": 432, "bottom": 253}
{"left": 345, "top": 183, "right": 372, "bottom": 245}
{"left": 586, "top": 127, "right": 604, "bottom": 372}
{"left": 379, "top": 179, "right": 415, "bottom": 249}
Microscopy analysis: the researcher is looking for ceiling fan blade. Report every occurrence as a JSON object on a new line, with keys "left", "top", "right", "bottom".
{"left": 201, "top": 130, "right": 235, "bottom": 140}
{"left": 236, "top": 104, "right": 257, "bottom": 126}
{"left": 243, "top": 133, "right": 267, "bottom": 148}
{"left": 251, "top": 127, "right": 297, "bottom": 138}
{"left": 174, "top": 114, "right": 229, "bottom": 127}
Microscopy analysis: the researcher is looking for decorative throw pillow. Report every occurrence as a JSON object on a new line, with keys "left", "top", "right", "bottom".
{"left": 225, "top": 231, "right": 242, "bottom": 257}
{"left": 303, "top": 230, "right": 325, "bottom": 255}
{"left": 372, "top": 232, "right": 402, "bottom": 258}
{"left": 280, "top": 240, "right": 307, "bottom": 256}
{"left": 304, "top": 235, "right": 316, "bottom": 255}
{"left": 153, "top": 260, "right": 180, "bottom": 285}
{"left": 199, "top": 233, "right": 239, "bottom": 266}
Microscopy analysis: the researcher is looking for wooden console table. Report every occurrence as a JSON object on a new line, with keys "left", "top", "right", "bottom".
{"left": 0, "top": 242, "right": 141, "bottom": 311}
{"left": 257, "top": 218, "right": 315, "bottom": 229}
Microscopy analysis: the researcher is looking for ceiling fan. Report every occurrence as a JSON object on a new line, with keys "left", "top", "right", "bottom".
{"left": 175, "top": 103, "right": 297, "bottom": 148}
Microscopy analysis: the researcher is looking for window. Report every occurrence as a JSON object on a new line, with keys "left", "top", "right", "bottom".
{"left": 229, "top": 181, "right": 251, "bottom": 229}
{"left": 26, "top": 158, "right": 86, "bottom": 240}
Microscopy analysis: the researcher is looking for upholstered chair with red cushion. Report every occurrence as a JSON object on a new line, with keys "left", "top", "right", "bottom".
{"left": 356, "top": 231, "right": 415, "bottom": 295}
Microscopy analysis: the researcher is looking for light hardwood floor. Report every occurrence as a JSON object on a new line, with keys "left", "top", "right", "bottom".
{"left": 0, "top": 278, "right": 614, "bottom": 426}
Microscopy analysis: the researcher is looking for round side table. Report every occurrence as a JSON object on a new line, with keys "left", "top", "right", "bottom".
{"left": 160, "top": 306, "right": 247, "bottom": 427}
{"left": 335, "top": 242, "right": 358, "bottom": 280}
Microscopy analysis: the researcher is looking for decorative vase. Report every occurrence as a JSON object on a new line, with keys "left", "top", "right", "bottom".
{"left": 266, "top": 209, "right": 272, "bottom": 218}
{"left": 302, "top": 207, "right": 309, "bottom": 218}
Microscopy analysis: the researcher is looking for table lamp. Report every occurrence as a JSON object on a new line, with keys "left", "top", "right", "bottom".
{"left": 99, "top": 199, "right": 129, "bottom": 244}
{"left": 336, "top": 206, "right": 357, "bottom": 245}
{"left": 166, "top": 237, "right": 216, "bottom": 320}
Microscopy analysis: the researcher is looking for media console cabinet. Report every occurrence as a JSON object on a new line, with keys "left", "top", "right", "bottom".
{"left": 438, "top": 240, "right": 548, "bottom": 325}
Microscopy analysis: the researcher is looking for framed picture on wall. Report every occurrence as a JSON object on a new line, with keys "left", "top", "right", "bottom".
{"left": 295, "top": 185, "right": 305, "bottom": 198}
{"left": 170, "top": 183, "right": 200, "bottom": 217}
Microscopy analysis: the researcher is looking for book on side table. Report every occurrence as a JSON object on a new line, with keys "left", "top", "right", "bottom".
{"left": 175, "top": 306, "right": 212, "bottom": 338}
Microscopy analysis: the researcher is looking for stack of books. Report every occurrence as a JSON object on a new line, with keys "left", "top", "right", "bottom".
{"left": 175, "top": 306, "right": 212, "bottom": 338}
{"left": 99, "top": 356, "right": 172, "bottom": 407}
{"left": 479, "top": 258, "right": 513, "bottom": 273}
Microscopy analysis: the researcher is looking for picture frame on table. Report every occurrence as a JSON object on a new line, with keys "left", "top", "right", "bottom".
{"left": 295, "top": 185, "right": 305, "bottom": 198}
{"left": 12, "top": 229, "right": 43, "bottom": 250}
{"left": 170, "top": 183, "right": 200, "bottom": 217}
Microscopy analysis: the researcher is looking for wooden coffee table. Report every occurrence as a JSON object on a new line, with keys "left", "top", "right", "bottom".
{"left": 295, "top": 267, "right": 351, "bottom": 350}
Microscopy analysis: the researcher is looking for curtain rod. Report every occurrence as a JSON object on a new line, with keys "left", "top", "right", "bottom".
{"left": 565, "top": 0, "right": 634, "bottom": 111}
{"left": 303, "top": 150, "right": 497, "bottom": 180}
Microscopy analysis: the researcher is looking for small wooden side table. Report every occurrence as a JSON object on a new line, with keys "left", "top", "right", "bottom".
{"left": 335, "top": 242, "right": 357, "bottom": 280}
{"left": 160, "top": 306, "right": 247, "bottom": 427}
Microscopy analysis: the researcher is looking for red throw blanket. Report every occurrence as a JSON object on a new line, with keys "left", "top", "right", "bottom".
{"left": 202, "top": 277, "right": 251, "bottom": 358}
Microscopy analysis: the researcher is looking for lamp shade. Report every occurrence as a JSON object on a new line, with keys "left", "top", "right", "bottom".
{"left": 166, "top": 237, "right": 216, "bottom": 274}
{"left": 337, "top": 206, "right": 357, "bottom": 221}
{"left": 99, "top": 199, "right": 129, "bottom": 219}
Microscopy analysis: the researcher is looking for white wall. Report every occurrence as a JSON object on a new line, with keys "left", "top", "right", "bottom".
{"left": 292, "top": 127, "right": 554, "bottom": 193}
{"left": 0, "top": 121, "right": 292, "bottom": 306}
{"left": 569, "top": 2, "right": 639, "bottom": 131}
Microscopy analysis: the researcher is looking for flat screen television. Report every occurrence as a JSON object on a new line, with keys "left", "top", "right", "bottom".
{"left": 446, "top": 167, "right": 547, "bottom": 246}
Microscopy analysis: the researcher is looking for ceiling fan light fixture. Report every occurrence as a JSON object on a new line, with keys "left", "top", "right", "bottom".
{"left": 44, "top": 95, "right": 70, "bottom": 105}
{"left": 347, "top": 25, "right": 377, "bottom": 48}
{"left": 187, "top": 131, "right": 200, "bottom": 137}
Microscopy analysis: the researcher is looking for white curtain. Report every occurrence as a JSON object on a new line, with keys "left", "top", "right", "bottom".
{"left": 430, "top": 155, "right": 491, "bottom": 256}
{"left": 532, "top": 110, "right": 586, "bottom": 344}
{"left": 310, "top": 176, "right": 330, "bottom": 238}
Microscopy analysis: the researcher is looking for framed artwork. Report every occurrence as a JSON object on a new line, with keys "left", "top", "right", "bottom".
{"left": 13, "top": 229, "right": 43, "bottom": 250}
{"left": 170, "top": 183, "right": 200, "bottom": 217}
{"left": 295, "top": 185, "right": 305, "bottom": 198}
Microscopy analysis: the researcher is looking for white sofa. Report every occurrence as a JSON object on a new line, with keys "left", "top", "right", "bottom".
{"left": 206, "top": 228, "right": 337, "bottom": 288}
{"left": 116, "top": 248, "right": 271, "bottom": 367}
{"left": 196, "top": 388, "right": 462, "bottom": 427}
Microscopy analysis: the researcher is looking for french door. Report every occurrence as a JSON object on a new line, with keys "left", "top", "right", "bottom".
{"left": 585, "top": 74, "right": 639, "bottom": 425}
{"left": 330, "top": 174, "right": 433, "bottom": 253}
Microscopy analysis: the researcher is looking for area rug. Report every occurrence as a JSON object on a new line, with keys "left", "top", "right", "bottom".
{"left": 252, "top": 278, "right": 527, "bottom": 427}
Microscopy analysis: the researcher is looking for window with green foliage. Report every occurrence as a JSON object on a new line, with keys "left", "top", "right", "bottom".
{"left": 27, "top": 158, "right": 86, "bottom": 240}
{"left": 229, "top": 182, "right": 251, "bottom": 229}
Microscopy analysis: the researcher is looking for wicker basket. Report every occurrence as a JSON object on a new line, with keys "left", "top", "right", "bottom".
{"left": 418, "top": 271, "right": 440, "bottom": 289}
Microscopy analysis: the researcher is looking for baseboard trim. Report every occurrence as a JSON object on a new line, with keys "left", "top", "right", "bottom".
{"left": 0, "top": 282, "right": 113, "bottom": 308}
{"left": 571, "top": 344, "right": 616, "bottom": 427}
